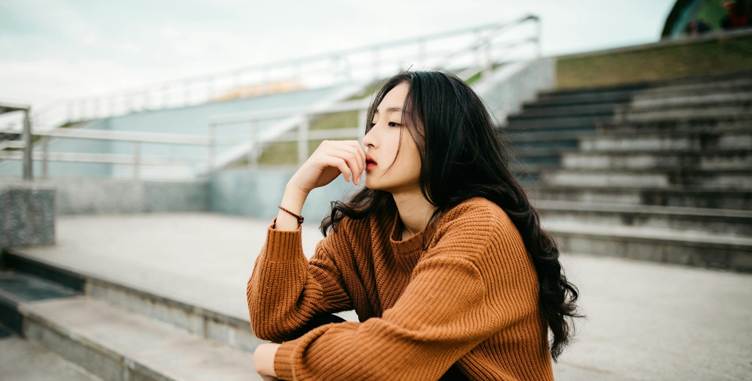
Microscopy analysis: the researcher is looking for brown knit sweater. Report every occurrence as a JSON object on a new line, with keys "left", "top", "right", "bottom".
{"left": 246, "top": 196, "right": 554, "bottom": 380}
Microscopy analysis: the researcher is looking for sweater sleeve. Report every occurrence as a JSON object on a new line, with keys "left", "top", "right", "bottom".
{"left": 272, "top": 209, "right": 535, "bottom": 380}
{"left": 246, "top": 221, "right": 356, "bottom": 342}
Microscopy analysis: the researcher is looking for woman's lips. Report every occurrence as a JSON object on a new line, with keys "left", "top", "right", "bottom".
{"left": 366, "top": 159, "right": 377, "bottom": 171}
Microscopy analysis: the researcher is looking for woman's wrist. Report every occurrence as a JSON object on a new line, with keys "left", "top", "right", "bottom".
{"left": 254, "top": 343, "right": 281, "bottom": 377}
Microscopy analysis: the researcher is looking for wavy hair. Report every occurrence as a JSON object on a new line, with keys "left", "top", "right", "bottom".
{"left": 319, "top": 70, "right": 583, "bottom": 361}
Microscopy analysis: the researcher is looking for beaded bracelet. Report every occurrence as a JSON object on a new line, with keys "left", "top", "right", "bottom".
{"left": 272, "top": 205, "right": 304, "bottom": 229}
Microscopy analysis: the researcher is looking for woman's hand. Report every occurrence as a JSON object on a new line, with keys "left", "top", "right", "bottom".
{"left": 254, "top": 343, "right": 281, "bottom": 379}
{"left": 287, "top": 140, "right": 367, "bottom": 194}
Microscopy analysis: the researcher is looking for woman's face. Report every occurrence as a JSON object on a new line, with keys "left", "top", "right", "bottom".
{"left": 361, "top": 81, "right": 422, "bottom": 193}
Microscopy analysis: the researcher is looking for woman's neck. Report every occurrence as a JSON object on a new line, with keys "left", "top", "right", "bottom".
{"left": 392, "top": 187, "right": 437, "bottom": 238}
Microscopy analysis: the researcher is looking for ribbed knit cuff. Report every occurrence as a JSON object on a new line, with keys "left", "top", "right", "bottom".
{"left": 273, "top": 337, "right": 300, "bottom": 380}
{"left": 265, "top": 222, "right": 304, "bottom": 263}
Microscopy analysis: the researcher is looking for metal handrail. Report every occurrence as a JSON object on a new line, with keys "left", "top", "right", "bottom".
{"left": 26, "top": 14, "right": 539, "bottom": 131}
{"left": 0, "top": 127, "right": 211, "bottom": 180}
{"left": 2, "top": 15, "right": 541, "bottom": 180}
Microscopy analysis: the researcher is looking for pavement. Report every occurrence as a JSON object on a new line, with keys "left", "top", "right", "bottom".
{"left": 10, "top": 212, "right": 752, "bottom": 380}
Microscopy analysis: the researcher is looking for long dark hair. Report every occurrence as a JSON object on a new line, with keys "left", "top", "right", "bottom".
{"left": 320, "top": 70, "right": 583, "bottom": 361}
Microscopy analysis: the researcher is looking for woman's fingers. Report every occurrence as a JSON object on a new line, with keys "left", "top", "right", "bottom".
{"left": 326, "top": 146, "right": 365, "bottom": 184}
{"left": 321, "top": 155, "right": 353, "bottom": 183}
{"left": 347, "top": 140, "right": 367, "bottom": 169}
{"left": 318, "top": 140, "right": 367, "bottom": 184}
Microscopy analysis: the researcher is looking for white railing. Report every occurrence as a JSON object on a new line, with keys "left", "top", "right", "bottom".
{"left": 23, "top": 14, "right": 540, "bottom": 132}
{"left": 2, "top": 15, "right": 541, "bottom": 180}
{"left": 205, "top": 98, "right": 370, "bottom": 174}
{"left": 0, "top": 128, "right": 211, "bottom": 180}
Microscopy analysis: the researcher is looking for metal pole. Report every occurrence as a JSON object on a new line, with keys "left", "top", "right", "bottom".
{"left": 41, "top": 136, "right": 49, "bottom": 179}
{"left": 357, "top": 108, "right": 367, "bottom": 141}
{"left": 372, "top": 48, "right": 380, "bottom": 81}
{"left": 208, "top": 123, "right": 215, "bottom": 172}
{"left": 297, "top": 116, "right": 309, "bottom": 164}
{"left": 133, "top": 142, "right": 141, "bottom": 180}
{"left": 535, "top": 17, "right": 542, "bottom": 58}
{"left": 22, "top": 108, "right": 33, "bottom": 180}
{"left": 249, "top": 122, "right": 258, "bottom": 168}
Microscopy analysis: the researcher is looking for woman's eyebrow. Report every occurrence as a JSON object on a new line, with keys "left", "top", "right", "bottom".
{"left": 374, "top": 106, "right": 402, "bottom": 114}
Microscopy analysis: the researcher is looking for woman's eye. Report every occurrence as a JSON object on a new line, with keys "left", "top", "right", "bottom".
{"left": 369, "top": 122, "right": 401, "bottom": 127}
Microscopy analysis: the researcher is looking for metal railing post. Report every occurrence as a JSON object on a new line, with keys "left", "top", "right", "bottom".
{"left": 535, "top": 17, "right": 542, "bottom": 58}
{"left": 249, "top": 122, "right": 258, "bottom": 168}
{"left": 297, "top": 116, "right": 309, "bottom": 164}
{"left": 208, "top": 123, "right": 216, "bottom": 173}
{"left": 41, "top": 136, "right": 49, "bottom": 178}
{"left": 22, "top": 108, "right": 33, "bottom": 180}
{"left": 133, "top": 142, "right": 141, "bottom": 180}
{"left": 357, "top": 108, "right": 367, "bottom": 142}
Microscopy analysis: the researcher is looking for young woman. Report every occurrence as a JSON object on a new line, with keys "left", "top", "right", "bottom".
{"left": 247, "top": 70, "right": 582, "bottom": 380}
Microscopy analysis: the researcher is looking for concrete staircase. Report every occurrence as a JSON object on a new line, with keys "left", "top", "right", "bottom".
{"left": 0, "top": 251, "right": 263, "bottom": 381}
{"left": 503, "top": 71, "right": 752, "bottom": 272}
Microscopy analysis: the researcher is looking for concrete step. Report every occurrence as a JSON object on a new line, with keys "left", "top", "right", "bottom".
{"left": 0, "top": 334, "right": 102, "bottom": 381}
{"left": 561, "top": 149, "right": 752, "bottom": 171}
{"left": 534, "top": 200, "right": 752, "bottom": 236}
{"left": 542, "top": 168, "right": 751, "bottom": 189}
{"left": 528, "top": 185, "right": 752, "bottom": 209}
{"left": 529, "top": 90, "right": 634, "bottom": 108}
{"left": 0, "top": 265, "right": 261, "bottom": 381}
{"left": 542, "top": 220, "right": 752, "bottom": 272}
{"left": 597, "top": 115, "right": 752, "bottom": 134}
{"left": 628, "top": 91, "right": 752, "bottom": 111}
{"left": 579, "top": 128, "right": 752, "bottom": 152}
{"left": 541, "top": 71, "right": 752, "bottom": 99}
{"left": 502, "top": 123, "right": 596, "bottom": 135}
{"left": 505, "top": 115, "right": 607, "bottom": 129}
{"left": 510, "top": 147, "right": 576, "bottom": 166}
{"left": 617, "top": 105, "right": 752, "bottom": 123}
{"left": 1, "top": 251, "right": 263, "bottom": 353}
{"left": 633, "top": 77, "right": 752, "bottom": 99}
{"left": 538, "top": 83, "right": 648, "bottom": 99}
{"left": 509, "top": 138, "right": 580, "bottom": 150}
{"left": 512, "top": 103, "right": 619, "bottom": 119}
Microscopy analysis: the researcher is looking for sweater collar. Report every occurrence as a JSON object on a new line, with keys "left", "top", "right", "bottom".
{"left": 388, "top": 208, "right": 440, "bottom": 256}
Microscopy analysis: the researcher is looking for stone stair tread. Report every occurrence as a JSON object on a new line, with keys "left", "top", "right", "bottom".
{"left": 529, "top": 182, "right": 747, "bottom": 190}
{"left": 501, "top": 130, "right": 584, "bottom": 141}
{"left": 565, "top": 148, "right": 752, "bottom": 155}
{"left": 0, "top": 335, "right": 102, "bottom": 381}
{"left": 533, "top": 200, "right": 752, "bottom": 219}
{"left": 590, "top": 125, "right": 751, "bottom": 138}
{"left": 631, "top": 91, "right": 752, "bottom": 106}
{"left": 600, "top": 113, "right": 752, "bottom": 127}
{"left": 542, "top": 220, "right": 752, "bottom": 247}
{"left": 20, "top": 296, "right": 259, "bottom": 381}
{"left": 541, "top": 72, "right": 752, "bottom": 98}
{"left": 545, "top": 167, "right": 751, "bottom": 175}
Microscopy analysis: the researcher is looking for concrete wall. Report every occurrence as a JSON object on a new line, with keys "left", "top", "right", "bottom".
{"left": 473, "top": 57, "right": 556, "bottom": 126}
{"left": 1, "top": 167, "right": 363, "bottom": 223}
{"left": 0, "top": 178, "right": 209, "bottom": 215}
{"left": 0, "top": 182, "right": 55, "bottom": 248}
{"left": 556, "top": 29, "right": 752, "bottom": 89}
{"left": 208, "top": 166, "right": 361, "bottom": 223}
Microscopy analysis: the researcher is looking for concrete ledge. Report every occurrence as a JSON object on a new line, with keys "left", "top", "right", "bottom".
{"left": 20, "top": 297, "right": 259, "bottom": 381}
{"left": 0, "top": 178, "right": 208, "bottom": 215}
{"left": 0, "top": 182, "right": 55, "bottom": 248}
{"left": 555, "top": 31, "right": 752, "bottom": 89}
{"left": 2, "top": 250, "right": 263, "bottom": 353}
{"left": 547, "top": 223, "right": 752, "bottom": 273}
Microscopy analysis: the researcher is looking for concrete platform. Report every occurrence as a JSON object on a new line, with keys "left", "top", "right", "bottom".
{"left": 0, "top": 334, "right": 101, "bottom": 381}
{"left": 6, "top": 212, "right": 752, "bottom": 380}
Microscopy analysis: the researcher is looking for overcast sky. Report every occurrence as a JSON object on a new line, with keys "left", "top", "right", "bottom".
{"left": 0, "top": 0, "right": 675, "bottom": 111}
